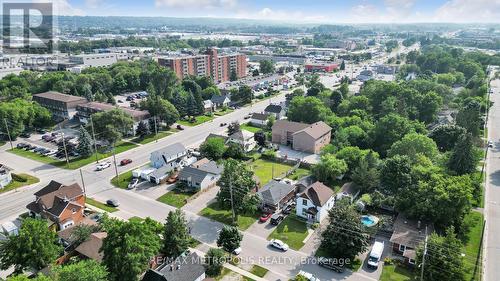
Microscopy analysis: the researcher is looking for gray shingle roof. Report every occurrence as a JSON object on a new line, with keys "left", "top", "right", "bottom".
{"left": 264, "top": 104, "right": 283, "bottom": 114}
{"left": 152, "top": 143, "right": 186, "bottom": 159}
{"left": 179, "top": 158, "right": 222, "bottom": 184}
{"left": 142, "top": 252, "right": 205, "bottom": 281}
{"left": 258, "top": 180, "right": 295, "bottom": 206}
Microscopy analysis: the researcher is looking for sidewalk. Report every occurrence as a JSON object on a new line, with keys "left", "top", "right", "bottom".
{"left": 182, "top": 185, "right": 220, "bottom": 214}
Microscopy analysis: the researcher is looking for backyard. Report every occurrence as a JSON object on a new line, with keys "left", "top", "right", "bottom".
{"left": 249, "top": 159, "right": 309, "bottom": 185}
{"left": 199, "top": 202, "right": 259, "bottom": 231}
{"left": 268, "top": 214, "right": 309, "bottom": 250}
{"left": 0, "top": 173, "right": 40, "bottom": 194}
{"left": 9, "top": 141, "right": 138, "bottom": 170}
{"left": 157, "top": 189, "right": 197, "bottom": 208}
{"left": 240, "top": 123, "right": 263, "bottom": 133}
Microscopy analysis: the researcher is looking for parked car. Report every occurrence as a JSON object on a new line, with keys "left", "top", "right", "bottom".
{"left": 244, "top": 115, "right": 250, "bottom": 119}
{"left": 488, "top": 141, "right": 493, "bottom": 148}
{"left": 269, "top": 239, "right": 289, "bottom": 251}
{"left": 106, "top": 199, "right": 120, "bottom": 207}
{"left": 167, "top": 174, "right": 178, "bottom": 184}
{"left": 16, "top": 143, "right": 27, "bottom": 149}
{"left": 20, "top": 132, "right": 31, "bottom": 138}
{"left": 176, "top": 125, "right": 184, "bottom": 130}
{"left": 297, "top": 270, "right": 320, "bottom": 281}
{"left": 232, "top": 247, "right": 242, "bottom": 255}
{"left": 24, "top": 144, "right": 34, "bottom": 150}
{"left": 220, "top": 123, "right": 227, "bottom": 127}
{"left": 318, "top": 257, "right": 345, "bottom": 273}
{"left": 367, "top": 241, "right": 384, "bottom": 269}
{"left": 270, "top": 213, "right": 285, "bottom": 225}
{"left": 96, "top": 161, "right": 111, "bottom": 171}
{"left": 120, "top": 159, "right": 132, "bottom": 166}
{"left": 89, "top": 213, "right": 104, "bottom": 222}
{"left": 259, "top": 213, "right": 272, "bottom": 223}
{"left": 128, "top": 178, "right": 140, "bottom": 189}
{"left": 69, "top": 151, "right": 80, "bottom": 157}
{"left": 36, "top": 128, "right": 47, "bottom": 134}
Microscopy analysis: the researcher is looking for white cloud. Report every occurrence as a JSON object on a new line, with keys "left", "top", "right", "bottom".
{"left": 384, "top": 0, "right": 415, "bottom": 10}
{"left": 433, "top": 0, "right": 500, "bottom": 22}
{"left": 234, "top": 7, "right": 327, "bottom": 23}
{"left": 155, "top": 0, "right": 237, "bottom": 9}
{"left": 85, "top": 0, "right": 101, "bottom": 9}
{"left": 29, "top": 0, "right": 84, "bottom": 16}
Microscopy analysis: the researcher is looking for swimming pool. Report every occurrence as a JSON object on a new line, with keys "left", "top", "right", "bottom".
{"left": 361, "top": 215, "right": 379, "bottom": 227}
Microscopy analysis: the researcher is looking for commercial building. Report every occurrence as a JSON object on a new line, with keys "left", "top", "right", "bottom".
{"left": 304, "top": 61, "right": 339, "bottom": 73}
{"left": 69, "top": 53, "right": 130, "bottom": 68}
{"left": 33, "top": 91, "right": 88, "bottom": 120}
{"left": 158, "top": 48, "right": 247, "bottom": 83}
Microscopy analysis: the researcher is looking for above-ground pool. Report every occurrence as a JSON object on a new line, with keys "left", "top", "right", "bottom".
{"left": 361, "top": 215, "right": 380, "bottom": 227}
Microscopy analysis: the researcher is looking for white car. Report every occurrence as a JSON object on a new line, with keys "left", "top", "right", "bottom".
{"left": 232, "top": 247, "right": 242, "bottom": 255}
{"left": 128, "top": 178, "right": 140, "bottom": 189}
{"left": 269, "top": 239, "right": 289, "bottom": 251}
{"left": 297, "top": 270, "right": 320, "bottom": 281}
{"left": 44, "top": 149, "right": 58, "bottom": 156}
{"left": 488, "top": 141, "right": 494, "bottom": 148}
{"left": 96, "top": 161, "right": 111, "bottom": 171}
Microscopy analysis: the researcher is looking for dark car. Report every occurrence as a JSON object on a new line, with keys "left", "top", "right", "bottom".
{"left": 36, "top": 128, "right": 47, "bottom": 134}
{"left": 24, "top": 144, "right": 34, "bottom": 150}
{"left": 106, "top": 199, "right": 120, "bottom": 207}
{"left": 176, "top": 125, "right": 184, "bottom": 130}
{"left": 270, "top": 213, "right": 284, "bottom": 225}
{"left": 120, "top": 159, "right": 132, "bottom": 166}
{"left": 20, "top": 132, "right": 31, "bottom": 138}
{"left": 318, "top": 257, "right": 345, "bottom": 273}
{"left": 16, "top": 143, "right": 27, "bottom": 149}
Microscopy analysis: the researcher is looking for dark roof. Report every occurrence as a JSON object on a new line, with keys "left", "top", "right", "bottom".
{"left": 34, "top": 180, "right": 64, "bottom": 197}
{"left": 75, "top": 232, "right": 107, "bottom": 262}
{"left": 390, "top": 214, "right": 434, "bottom": 249}
{"left": 300, "top": 181, "right": 334, "bottom": 207}
{"left": 337, "top": 182, "right": 360, "bottom": 198}
{"left": 211, "top": 95, "right": 230, "bottom": 104}
{"left": 258, "top": 180, "right": 295, "bottom": 206}
{"left": 251, "top": 112, "right": 270, "bottom": 121}
{"left": 142, "top": 252, "right": 205, "bottom": 281}
{"left": 33, "top": 91, "right": 87, "bottom": 103}
{"left": 152, "top": 143, "right": 186, "bottom": 159}
{"left": 179, "top": 158, "right": 223, "bottom": 183}
{"left": 57, "top": 217, "right": 98, "bottom": 242}
{"left": 264, "top": 104, "right": 283, "bottom": 114}
{"left": 38, "top": 183, "right": 84, "bottom": 209}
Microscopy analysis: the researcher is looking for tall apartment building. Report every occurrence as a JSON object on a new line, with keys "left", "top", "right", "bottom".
{"left": 157, "top": 48, "right": 247, "bottom": 83}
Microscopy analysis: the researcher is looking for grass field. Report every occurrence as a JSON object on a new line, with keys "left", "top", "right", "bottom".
{"left": 199, "top": 202, "right": 258, "bottom": 231}
{"left": 240, "top": 123, "right": 263, "bottom": 133}
{"left": 111, "top": 170, "right": 134, "bottom": 189}
{"left": 178, "top": 115, "right": 214, "bottom": 126}
{"left": 463, "top": 211, "right": 484, "bottom": 281}
{"left": 86, "top": 197, "right": 118, "bottom": 213}
{"left": 268, "top": 215, "right": 309, "bottom": 250}
{"left": 380, "top": 264, "right": 417, "bottom": 281}
{"left": 0, "top": 174, "right": 40, "bottom": 194}
{"left": 9, "top": 141, "right": 138, "bottom": 170}
{"left": 157, "top": 189, "right": 197, "bottom": 208}
{"left": 250, "top": 159, "right": 309, "bottom": 185}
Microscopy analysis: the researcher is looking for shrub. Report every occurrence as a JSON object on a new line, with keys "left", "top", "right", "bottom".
{"left": 262, "top": 149, "right": 277, "bottom": 160}
{"left": 12, "top": 173, "right": 28, "bottom": 182}
{"left": 383, "top": 257, "right": 394, "bottom": 265}
{"left": 311, "top": 223, "right": 320, "bottom": 230}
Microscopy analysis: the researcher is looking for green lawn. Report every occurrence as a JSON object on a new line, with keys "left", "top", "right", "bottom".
{"left": 199, "top": 202, "right": 258, "bottom": 231}
{"left": 111, "top": 170, "right": 134, "bottom": 189}
{"left": 178, "top": 115, "right": 214, "bottom": 126}
{"left": 9, "top": 141, "right": 138, "bottom": 170}
{"left": 240, "top": 123, "right": 263, "bottom": 133}
{"left": 268, "top": 215, "right": 309, "bottom": 250}
{"left": 250, "top": 159, "right": 310, "bottom": 185}
{"left": 0, "top": 174, "right": 40, "bottom": 194}
{"left": 86, "top": 197, "right": 118, "bottom": 213}
{"left": 463, "top": 211, "right": 484, "bottom": 281}
{"left": 131, "top": 130, "right": 176, "bottom": 144}
{"left": 157, "top": 189, "right": 197, "bottom": 208}
{"left": 380, "top": 264, "right": 417, "bottom": 281}
{"left": 249, "top": 265, "right": 268, "bottom": 278}
{"left": 128, "top": 216, "right": 144, "bottom": 223}
{"left": 214, "top": 109, "right": 234, "bottom": 116}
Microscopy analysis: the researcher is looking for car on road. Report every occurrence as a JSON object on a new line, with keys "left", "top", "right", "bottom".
{"left": 297, "top": 270, "right": 320, "bottom": 281}
{"left": 96, "top": 161, "right": 111, "bottom": 171}
{"left": 220, "top": 123, "right": 227, "bottom": 127}
{"left": 128, "top": 178, "right": 140, "bottom": 189}
{"left": 488, "top": 141, "right": 493, "bottom": 148}
{"left": 259, "top": 213, "right": 272, "bottom": 223}
{"left": 269, "top": 239, "right": 289, "bottom": 251}
{"left": 232, "top": 247, "right": 242, "bottom": 255}
{"left": 120, "top": 159, "right": 132, "bottom": 166}
{"left": 106, "top": 199, "right": 119, "bottom": 207}
{"left": 176, "top": 125, "right": 184, "bottom": 130}
{"left": 318, "top": 257, "right": 345, "bottom": 273}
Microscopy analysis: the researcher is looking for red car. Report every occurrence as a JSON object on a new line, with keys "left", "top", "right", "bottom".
{"left": 259, "top": 213, "right": 272, "bottom": 223}
{"left": 120, "top": 159, "right": 132, "bottom": 166}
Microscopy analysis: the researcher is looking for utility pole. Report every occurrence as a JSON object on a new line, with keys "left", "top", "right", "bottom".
{"left": 59, "top": 124, "right": 70, "bottom": 169}
{"left": 89, "top": 115, "right": 99, "bottom": 163}
{"left": 229, "top": 175, "right": 236, "bottom": 225}
{"left": 112, "top": 145, "right": 119, "bottom": 178}
{"left": 154, "top": 116, "right": 158, "bottom": 143}
{"left": 79, "top": 169, "right": 86, "bottom": 194}
{"left": 3, "top": 118, "right": 13, "bottom": 149}
{"left": 420, "top": 226, "right": 428, "bottom": 281}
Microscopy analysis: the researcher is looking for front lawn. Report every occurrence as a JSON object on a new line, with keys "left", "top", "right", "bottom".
{"left": 85, "top": 197, "right": 118, "bottom": 213}
{"left": 0, "top": 173, "right": 40, "bottom": 194}
{"left": 214, "top": 108, "right": 234, "bottom": 116}
{"left": 111, "top": 170, "right": 134, "bottom": 189}
{"left": 250, "top": 159, "right": 309, "bottom": 185}
{"left": 199, "top": 202, "right": 258, "bottom": 231}
{"left": 178, "top": 115, "right": 214, "bottom": 127}
{"left": 380, "top": 264, "right": 417, "bottom": 281}
{"left": 157, "top": 189, "right": 197, "bottom": 208}
{"left": 240, "top": 123, "right": 263, "bottom": 133}
{"left": 268, "top": 215, "right": 309, "bottom": 250}
{"left": 9, "top": 141, "right": 138, "bottom": 170}
{"left": 249, "top": 265, "right": 268, "bottom": 278}
{"left": 463, "top": 211, "right": 484, "bottom": 281}
{"left": 131, "top": 130, "right": 176, "bottom": 144}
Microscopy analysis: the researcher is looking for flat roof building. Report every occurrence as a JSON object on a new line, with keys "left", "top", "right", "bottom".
{"left": 33, "top": 91, "right": 88, "bottom": 120}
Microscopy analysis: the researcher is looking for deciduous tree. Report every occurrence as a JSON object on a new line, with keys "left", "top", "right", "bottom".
{"left": 217, "top": 225, "right": 242, "bottom": 253}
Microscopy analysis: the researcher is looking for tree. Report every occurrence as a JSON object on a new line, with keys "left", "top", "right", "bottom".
{"left": 52, "top": 260, "right": 108, "bottom": 281}
{"left": 7, "top": 275, "right": 51, "bottom": 281}
{"left": 227, "top": 122, "right": 241, "bottom": 135}
{"left": 0, "top": 218, "right": 62, "bottom": 273}
{"left": 429, "top": 124, "right": 467, "bottom": 151}
{"left": 380, "top": 155, "right": 413, "bottom": 196}
{"left": 182, "top": 80, "right": 204, "bottom": 115}
{"left": 200, "top": 137, "right": 226, "bottom": 161}
{"left": 387, "top": 133, "right": 439, "bottom": 161}
{"left": 135, "top": 121, "right": 150, "bottom": 138}
{"left": 312, "top": 154, "right": 348, "bottom": 183}
{"left": 217, "top": 159, "right": 257, "bottom": 220}
{"left": 101, "top": 218, "right": 161, "bottom": 281}
{"left": 142, "top": 96, "right": 180, "bottom": 127}
{"left": 230, "top": 69, "right": 238, "bottom": 81}
{"left": 456, "top": 100, "right": 482, "bottom": 137}
{"left": 224, "top": 143, "right": 244, "bottom": 159}
{"left": 417, "top": 229, "right": 466, "bottom": 281}
{"left": 252, "top": 69, "right": 260, "bottom": 77}
{"left": 352, "top": 152, "right": 380, "bottom": 193}
{"left": 372, "top": 114, "right": 425, "bottom": 155}
{"left": 254, "top": 131, "right": 266, "bottom": 146}
{"left": 162, "top": 209, "right": 191, "bottom": 259}
{"left": 235, "top": 85, "right": 253, "bottom": 105}
{"left": 320, "top": 204, "right": 369, "bottom": 261}
{"left": 287, "top": 96, "right": 332, "bottom": 124}
{"left": 217, "top": 225, "right": 242, "bottom": 253}
{"left": 201, "top": 86, "right": 220, "bottom": 100}
{"left": 336, "top": 146, "right": 370, "bottom": 173}
{"left": 91, "top": 108, "right": 134, "bottom": 145}
{"left": 205, "top": 248, "right": 225, "bottom": 277}
{"left": 69, "top": 224, "right": 100, "bottom": 247}
{"left": 259, "top": 60, "right": 275, "bottom": 74}
{"left": 76, "top": 125, "right": 93, "bottom": 158}
{"left": 339, "top": 60, "right": 345, "bottom": 70}
{"left": 448, "top": 133, "right": 477, "bottom": 175}
{"left": 339, "top": 82, "right": 349, "bottom": 97}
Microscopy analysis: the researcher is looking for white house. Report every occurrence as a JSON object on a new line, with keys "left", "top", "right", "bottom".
{"left": 296, "top": 181, "right": 335, "bottom": 223}
{"left": 249, "top": 113, "right": 269, "bottom": 128}
{"left": 264, "top": 104, "right": 286, "bottom": 120}
{"left": 227, "top": 130, "right": 256, "bottom": 152}
{"left": 178, "top": 158, "right": 223, "bottom": 191}
{"left": 0, "top": 164, "right": 12, "bottom": 189}
{"left": 150, "top": 143, "right": 187, "bottom": 169}
{"left": 203, "top": 100, "right": 214, "bottom": 113}
{"left": 210, "top": 95, "right": 231, "bottom": 109}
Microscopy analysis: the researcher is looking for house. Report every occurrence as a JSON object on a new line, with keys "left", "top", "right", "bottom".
{"left": 26, "top": 180, "right": 85, "bottom": 230}
{"left": 33, "top": 91, "right": 88, "bottom": 120}
{"left": 389, "top": 214, "right": 434, "bottom": 266}
{"left": 75, "top": 232, "right": 107, "bottom": 262}
{"left": 142, "top": 252, "right": 206, "bottom": 281}
{"left": 57, "top": 217, "right": 98, "bottom": 247}
{"left": 250, "top": 113, "right": 270, "bottom": 128}
{"left": 179, "top": 158, "right": 223, "bottom": 191}
{"left": 210, "top": 95, "right": 231, "bottom": 109}
{"left": 227, "top": 130, "right": 256, "bottom": 152}
{"left": 150, "top": 143, "right": 188, "bottom": 169}
{"left": 271, "top": 120, "right": 332, "bottom": 154}
{"left": 264, "top": 104, "right": 286, "bottom": 120}
{"left": 0, "top": 164, "right": 12, "bottom": 189}
{"left": 336, "top": 182, "right": 360, "bottom": 203}
{"left": 357, "top": 69, "right": 374, "bottom": 82}
{"left": 296, "top": 181, "right": 335, "bottom": 223}
{"left": 257, "top": 180, "right": 296, "bottom": 211}
{"left": 203, "top": 100, "right": 214, "bottom": 113}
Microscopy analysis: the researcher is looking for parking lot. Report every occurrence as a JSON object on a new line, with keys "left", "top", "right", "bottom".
{"left": 15, "top": 128, "right": 81, "bottom": 160}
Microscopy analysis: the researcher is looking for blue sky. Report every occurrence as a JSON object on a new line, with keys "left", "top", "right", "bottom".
{"left": 56, "top": 0, "right": 499, "bottom": 23}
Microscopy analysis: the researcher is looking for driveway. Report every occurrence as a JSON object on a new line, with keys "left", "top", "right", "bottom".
{"left": 246, "top": 218, "right": 277, "bottom": 239}
{"left": 277, "top": 145, "right": 320, "bottom": 165}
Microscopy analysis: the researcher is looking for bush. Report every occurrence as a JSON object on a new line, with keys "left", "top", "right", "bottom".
{"left": 384, "top": 257, "right": 394, "bottom": 265}
{"left": 12, "top": 173, "right": 28, "bottom": 182}
{"left": 311, "top": 223, "right": 320, "bottom": 230}
{"left": 262, "top": 149, "right": 277, "bottom": 160}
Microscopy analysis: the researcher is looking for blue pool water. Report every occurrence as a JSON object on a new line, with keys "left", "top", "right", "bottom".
{"left": 361, "top": 215, "right": 376, "bottom": 227}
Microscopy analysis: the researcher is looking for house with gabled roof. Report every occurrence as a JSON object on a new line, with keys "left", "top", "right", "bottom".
{"left": 227, "top": 130, "right": 256, "bottom": 152}
{"left": 142, "top": 252, "right": 206, "bottom": 281}
{"left": 271, "top": 120, "right": 332, "bottom": 154}
{"left": 257, "top": 180, "right": 296, "bottom": 211}
{"left": 178, "top": 158, "right": 223, "bottom": 191}
{"left": 390, "top": 214, "right": 434, "bottom": 266}
{"left": 295, "top": 181, "right": 335, "bottom": 223}
{"left": 26, "top": 180, "right": 85, "bottom": 230}
{"left": 264, "top": 104, "right": 286, "bottom": 120}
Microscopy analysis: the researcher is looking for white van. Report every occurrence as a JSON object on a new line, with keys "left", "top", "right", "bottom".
{"left": 367, "top": 241, "right": 384, "bottom": 269}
